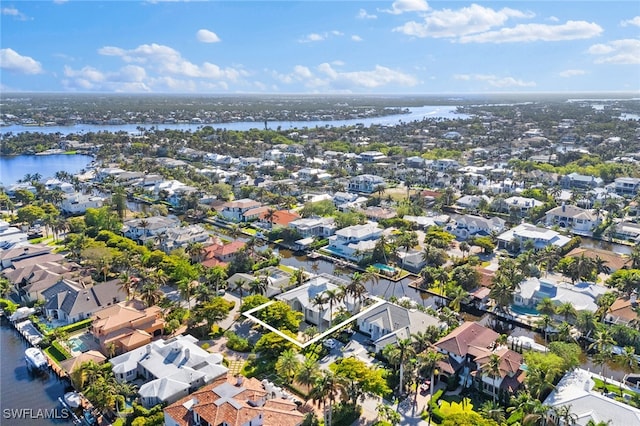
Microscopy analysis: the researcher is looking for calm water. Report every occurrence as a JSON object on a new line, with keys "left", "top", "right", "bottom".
{"left": 0, "top": 319, "right": 71, "bottom": 425}
{"left": 0, "top": 154, "right": 94, "bottom": 187}
{"left": 0, "top": 105, "right": 469, "bottom": 136}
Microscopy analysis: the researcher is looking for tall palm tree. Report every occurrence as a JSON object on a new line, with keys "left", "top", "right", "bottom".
{"left": 448, "top": 286, "right": 467, "bottom": 312}
{"left": 535, "top": 314, "right": 555, "bottom": 344}
{"left": 140, "top": 283, "right": 164, "bottom": 307}
{"left": 295, "top": 358, "right": 320, "bottom": 405}
{"left": 589, "top": 329, "right": 615, "bottom": 380}
{"left": 482, "top": 353, "right": 502, "bottom": 402}
{"left": 275, "top": 349, "right": 301, "bottom": 383}
{"left": 556, "top": 302, "right": 577, "bottom": 322}
{"left": 576, "top": 310, "right": 598, "bottom": 338}
{"left": 118, "top": 273, "right": 138, "bottom": 300}
{"left": 383, "top": 338, "right": 415, "bottom": 399}
{"left": 311, "top": 370, "right": 345, "bottom": 426}
{"left": 618, "top": 346, "right": 638, "bottom": 372}
{"left": 232, "top": 278, "right": 247, "bottom": 298}
{"left": 536, "top": 297, "right": 557, "bottom": 317}
{"left": 419, "top": 349, "right": 444, "bottom": 414}
{"left": 324, "top": 287, "right": 344, "bottom": 328}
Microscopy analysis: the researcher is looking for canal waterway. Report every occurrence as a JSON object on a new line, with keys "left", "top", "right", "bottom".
{"left": 0, "top": 105, "right": 469, "bottom": 137}
{"left": 0, "top": 318, "right": 71, "bottom": 425}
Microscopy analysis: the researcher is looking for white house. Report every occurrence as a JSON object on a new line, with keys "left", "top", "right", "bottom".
{"left": 497, "top": 223, "right": 571, "bottom": 252}
{"left": 159, "top": 225, "right": 212, "bottom": 253}
{"left": 503, "top": 196, "right": 544, "bottom": 215}
{"left": 514, "top": 278, "right": 607, "bottom": 313}
{"left": 326, "top": 222, "right": 383, "bottom": 261}
{"left": 614, "top": 177, "right": 640, "bottom": 197}
{"left": 122, "top": 215, "right": 181, "bottom": 242}
{"left": 110, "top": 334, "right": 228, "bottom": 408}
{"left": 543, "top": 368, "right": 640, "bottom": 426}
{"left": 358, "top": 151, "right": 387, "bottom": 163}
{"left": 348, "top": 174, "right": 385, "bottom": 194}
{"left": 446, "top": 215, "right": 506, "bottom": 240}
{"left": 0, "top": 220, "right": 28, "bottom": 248}
{"left": 289, "top": 216, "right": 336, "bottom": 239}
{"left": 219, "top": 199, "right": 262, "bottom": 222}
{"left": 357, "top": 301, "right": 442, "bottom": 352}
{"left": 60, "top": 193, "right": 104, "bottom": 215}
{"left": 545, "top": 204, "right": 601, "bottom": 235}
{"left": 431, "top": 159, "right": 459, "bottom": 171}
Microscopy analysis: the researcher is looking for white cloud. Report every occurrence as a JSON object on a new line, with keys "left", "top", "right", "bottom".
{"left": 196, "top": 29, "right": 221, "bottom": 43}
{"left": 0, "top": 48, "right": 43, "bottom": 74}
{"left": 381, "top": 0, "right": 429, "bottom": 15}
{"left": 299, "top": 31, "right": 345, "bottom": 43}
{"left": 558, "top": 69, "right": 587, "bottom": 77}
{"left": 453, "top": 73, "right": 536, "bottom": 88}
{"left": 2, "top": 7, "right": 29, "bottom": 20}
{"left": 276, "top": 63, "right": 418, "bottom": 90}
{"left": 621, "top": 16, "right": 640, "bottom": 27}
{"left": 393, "top": 4, "right": 533, "bottom": 38}
{"left": 357, "top": 9, "right": 377, "bottom": 19}
{"left": 63, "top": 64, "right": 155, "bottom": 92}
{"left": 588, "top": 39, "right": 640, "bottom": 64}
{"left": 97, "top": 43, "right": 247, "bottom": 80}
{"left": 459, "top": 20, "right": 603, "bottom": 43}
{"left": 351, "top": 35, "right": 363, "bottom": 42}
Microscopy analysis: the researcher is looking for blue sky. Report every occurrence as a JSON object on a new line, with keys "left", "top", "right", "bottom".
{"left": 1, "top": 1, "right": 639, "bottom": 94}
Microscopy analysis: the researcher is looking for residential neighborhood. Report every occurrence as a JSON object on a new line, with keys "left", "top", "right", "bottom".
{"left": 1, "top": 95, "right": 640, "bottom": 426}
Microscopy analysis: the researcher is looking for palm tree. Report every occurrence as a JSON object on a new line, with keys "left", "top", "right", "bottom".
{"left": 186, "top": 241, "right": 206, "bottom": 263}
{"left": 482, "top": 353, "right": 502, "bottom": 402}
{"left": 178, "top": 279, "right": 198, "bottom": 309}
{"left": 264, "top": 208, "right": 277, "bottom": 228}
{"left": 311, "top": 370, "right": 345, "bottom": 426}
{"left": 419, "top": 349, "right": 444, "bottom": 413}
{"left": 589, "top": 329, "right": 615, "bottom": 380}
{"left": 118, "top": 273, "right": 138, "bottom": 300}
{"left": 618, "top": 346, "right": 638, "bottom": 372}
{"left": 536, "top": 246, "right": 561, "bottom": 277}
{"left": 536, "top": 297, "right": 557, "bottom": 317}
{"left": 140, "top": 283, "right": 163, "bottom": 307}
{"left": 536, "top": 314, "right": 555, "bottom": 344}
{"left": 324, "top": 287, "right": 344, "bottom": 327}
{"left": 479, "top": 401, "right": 506, "bottom": 424}
{"left": 448, "top": 286, "right": 467, "bottom": 312}
{"left": 576, "top": 310, "right": 598, "bottom": 339}
{"left": 556, "top": 302, "right": 577, "bottom": 322}
{"left": 232, "top": 278, "right": 247, "bottom": 298}
{"left": 346, "top": 272, "right": 367, "bottom": 308}
{"left": 383, "top": 338, "right": 415, "bottom": 399}
{"left": 553, "top": 405, "right": 578, "bottom": 425}
{"left": 275, "top": 349, "right": 301, "bottom": 382}
{"left": 295, "top": 358, "right": 320, "bottom": 405}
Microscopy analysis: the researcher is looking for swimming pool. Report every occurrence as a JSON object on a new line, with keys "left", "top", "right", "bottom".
{"left": 373, "top": 263, "right": 395, "bottom": 273}
{"left": 67, "top": 337, "right": 88, "bottom": 353}
{"left": 510, "top": 304, "right": 539, "bottom": 316}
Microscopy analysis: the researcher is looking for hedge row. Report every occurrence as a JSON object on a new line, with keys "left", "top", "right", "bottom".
{"left": 56, "top": 318, "right": 93, "bottom": 335}
{"left": 0, "top": 298, "right": 18, "bottom": 315}
{"left": 45, "top": 340, "right": 71, "bottom": 363}
{"left": 427, "top": 388, "right": 445, "bottom": 423}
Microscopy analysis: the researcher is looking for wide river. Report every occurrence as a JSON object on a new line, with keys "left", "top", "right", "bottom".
{"left": 0, "top": 105, "right": 469, "bottom": 136}
{"left": 0, "top": 154, "right": 95, "bottom": 187}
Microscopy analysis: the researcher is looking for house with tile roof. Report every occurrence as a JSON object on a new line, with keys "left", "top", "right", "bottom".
{"left": 0, "top": 243, "right": 54, "bottom": 270}
{"left": 110, "top": 334, "right": 228, "bottom": 408}
{"left": 474, "top": 347, "right": 526, "bottom": 400}
{"left": 42, "top": 278, "right": 127, "bottom": 325}
{"left": 545, "top": 204, "right": 601, "bottom": 235}
{"left": 356, "top": 301, "right": 443, "bottom": 353}
{"left": 164, "top": 374, "right": 305, "bottom": 426}
{"left": 202, "top": 240, "right": 246, "bottom": 269}
{"left": 220, "top": 199, "right": 262, "bottom": 222}
{"left": 605, "top": 296, "right": 639, "bottom": 326}
{"left": 90, "top": 300, "right": 165, "bottom": 356}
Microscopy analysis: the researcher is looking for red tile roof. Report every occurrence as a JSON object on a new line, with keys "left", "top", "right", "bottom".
{"left": 260, "top": 210, "right": 301, "bottom": 226}
{"left": 435, "top": 321, "right": 499, "bottom": 358}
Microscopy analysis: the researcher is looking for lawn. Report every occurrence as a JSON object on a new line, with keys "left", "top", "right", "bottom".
{"left": 241, "top": 227, "right": 257, "bottom": 235}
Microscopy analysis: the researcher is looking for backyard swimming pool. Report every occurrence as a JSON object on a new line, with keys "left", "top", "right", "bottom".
{"left": 67, "top": 336, "right": 88, "bottom": 353}
{"left": 373, "top": 263, "right": 396, "bottom": 273}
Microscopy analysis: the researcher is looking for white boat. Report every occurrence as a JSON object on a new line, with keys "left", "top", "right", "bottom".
{"left": 64, "top": 392, "right": 82, "bottom": 409}
{"left": 25, "top": 347, "right": 48, "bottom": 371}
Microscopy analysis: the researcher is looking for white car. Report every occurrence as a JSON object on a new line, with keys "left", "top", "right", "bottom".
{"left": 323, "top": 338, "right": 338, "bottom": 349}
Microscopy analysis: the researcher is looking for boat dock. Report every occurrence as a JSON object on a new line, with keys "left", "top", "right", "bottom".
{"left": 15, "top": 320, "right": 44, "bottom": 346}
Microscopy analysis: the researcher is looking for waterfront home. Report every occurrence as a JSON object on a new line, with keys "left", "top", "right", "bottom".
{"left": 219, "top": 198, "right": 262, "bottom": 222}
{"left": 502, "top": 196, "right": 544, "bottom": 216}
{"left": 163, "top": 374, "right": 305, "bottom": 426}
{"left": 513, "top": 278, "right": 607, "bottom": 313}
{"left": 565, "top": 247, "right": 631, "bottom": 272}
{"left": 362, "top": 206, "right": 397, "bottom": 221}
{"left": 122, "top": 215, "right": 181, "bottom": 243}
{"left": 326, "top": 222, "right": 383, "bottom": 262}
{"left": 434, "top": 322, "right": 499, "bottom": 382}
{"left": 110, "top": 334, "right": 228, "bottom": 408}
{"left": 474, "top": 347, "right": 526, "bottom": 400}
{"left": 159, "top": 224, "right": 212, "bottom": 253}
{"left": 257, "top": 209, "right": 300, "bottom": 229}
{"left": 613, "top": 221, "right": 640, "bottom": 243}
{"left": 605, "top": 295, "right": 639, "bottom": 326}
{"left": 6, "top": 260, "right": 86, "bottom": 303}
{"left": 94, "top": 167, "right": 126, "bottom": 182}
{"left": 559, "top": 172, "right": 603, "bottom": 190}
{"left": 454, "top": 195, "right": 492, "bottom": 211}
{"left": 496, "top": 223, "right": 571, "bottom": 252}
{"left": 42, "top": 278, "right": 127, "bottom": 325}
{"left": 294, "top": 167, "right": 332, "bottom": 181}
{"left": 0, "top": 219, "right": 29, "bottom": 248}
{"left": 348, "top": 174, "right": 385, "bottom": 194}
{"left": 613, "top": 177, "right": 640, "bottom": 197}
{"left": 543, "top": 368, "right": 640, "bottom": 426}
{"left": 60, "top": 350, "right": 107, "bottom": 376}
{"left": 431, "top": 158, "right": 460, "bottom": 171}
{"left": 446, "top": 215, "right": 506, "bottom": 240}
{"left": 356, "top": 301, "right": 443, "bottom": 353}
{"left": 255, "top": 266, "right": 294, "bottom": 297}
{"left": 60, "top": 193, "right": 105, "bottom": 215}
{"left": 545, "top": 204, "right": 601, "bottom": 235}
{"left": 44, "top": 178, "right": 75, "bottom": 194}
{"left": 289, "top": 216, "right": 336, "bottom": 239}
{"left": 90, "top": 300, "right": 165, "bottom": 356}
{"left": 395, "top": 249, "right": 426, "bottom": 273}
{"left": 276, "top": 273, "right": 353, "bottom": 331}
{"left": 403, "top": 214, "right": 450, "bottom": 229}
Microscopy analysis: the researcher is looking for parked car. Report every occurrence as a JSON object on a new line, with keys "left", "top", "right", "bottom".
{"left": 323, "top": 338, "right": 338, "bottom": 349}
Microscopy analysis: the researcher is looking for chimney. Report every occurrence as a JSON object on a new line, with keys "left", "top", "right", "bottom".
{"left": 236, "top": 375, "right": 244, "bottom": 387}
{"left": 562, "top": 202, "right": 566, "bottom": 212}
{"left": 146, "top": 345, "right": 152, "bottom": 355}
{"left": 184, "top": 348, "right": 190, "bottom": 360}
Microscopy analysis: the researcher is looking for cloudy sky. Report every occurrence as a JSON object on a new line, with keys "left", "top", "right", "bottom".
{"left": 1, "top": 1, "right": 639, "bottom": 94}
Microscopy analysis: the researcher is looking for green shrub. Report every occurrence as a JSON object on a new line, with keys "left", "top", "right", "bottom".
{"left": 201, "top": 342, "right": 210, "bottom": 350}
{"left": 56, "top": 318, "right": 92, "bottom": 335}
{"left": 426, "top": 389, "right": 445, "bottom": 423}
{"left": 0, "top": 298, "right": 18, "bottom": 314}
{"left": 44, "top": 340, "right": 71, "bottom": 363}
{"left": 225, "top": 331, "right": 251, "bottom": 352}
{"left": 331, "top": 402, "right": 361, "bottom": 426}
